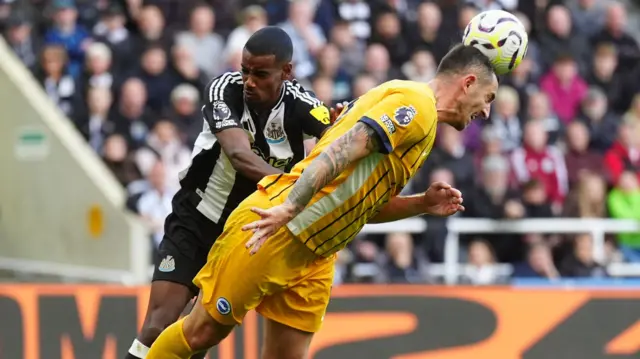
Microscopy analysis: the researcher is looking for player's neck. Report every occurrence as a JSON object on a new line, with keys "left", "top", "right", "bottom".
{"left": 427, "top": 78, "right": 458, "bottom": 125}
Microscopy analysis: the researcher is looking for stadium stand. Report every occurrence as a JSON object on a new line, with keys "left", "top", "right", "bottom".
{"left": 1, "top": 0, "right": 640, "bottom": 285}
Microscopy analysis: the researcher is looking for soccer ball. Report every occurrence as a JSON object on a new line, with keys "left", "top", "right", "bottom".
{"left": 462, "top": 10, "right": 528, "bottom": 75}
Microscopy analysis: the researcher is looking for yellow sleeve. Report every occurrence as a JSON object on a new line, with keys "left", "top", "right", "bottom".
{"left": 357, "top": 91, "right": 433, "bottom": 154}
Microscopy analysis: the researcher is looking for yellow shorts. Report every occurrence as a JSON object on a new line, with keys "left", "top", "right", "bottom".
{"left": 193, "top": 189, "right": 335, "bottom": 333}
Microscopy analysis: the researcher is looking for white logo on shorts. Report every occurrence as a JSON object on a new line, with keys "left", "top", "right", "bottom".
{"left": 216, "top": 297, "right": 231, "bottom": 315}
{"left": 158, "top": 255, "right": 175, "bottom": 273}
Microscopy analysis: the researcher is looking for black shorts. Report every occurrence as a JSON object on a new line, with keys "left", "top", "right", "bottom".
{"left": 152, "top": 188, "right": 224, "bottom": 295}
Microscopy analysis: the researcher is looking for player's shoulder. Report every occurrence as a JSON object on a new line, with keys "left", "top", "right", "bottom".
{"left": 204, "top": 71, "right": 244, "bottom": 102}
{"left": 282, "top": 80, "right": 324, "bottom": 110}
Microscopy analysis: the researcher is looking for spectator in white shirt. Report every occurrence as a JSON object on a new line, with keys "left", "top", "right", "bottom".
{"left": 137, "top": 161, "right": 177, "bottom": 248}
{"left": 175, "top": 4, "right": 225, "bottom": 78}
{"left": 224, "top": 6, "right": 267, "bottom": 67}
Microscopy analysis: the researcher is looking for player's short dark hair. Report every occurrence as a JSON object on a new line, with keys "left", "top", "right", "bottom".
{"left": 244, "top": 26, "right": 293, "bottom": 64}
{"left": 436, "top": 44, "right": 495, "bottom": 83}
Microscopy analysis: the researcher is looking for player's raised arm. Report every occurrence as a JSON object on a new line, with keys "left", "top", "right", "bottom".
{"left": 203, "top": 76, "right": 282, "bottom": 183}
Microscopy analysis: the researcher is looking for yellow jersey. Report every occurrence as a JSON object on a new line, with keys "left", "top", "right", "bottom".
{"left": 257, "top": 80, "right": 438, "bottom": 256}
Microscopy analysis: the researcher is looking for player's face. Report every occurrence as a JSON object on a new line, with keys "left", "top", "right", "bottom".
{"left": 241, "top": 50, "right": 292, "bottom": 108}
{"left": 453, "top": 73, "right": 498, "bottom": 130}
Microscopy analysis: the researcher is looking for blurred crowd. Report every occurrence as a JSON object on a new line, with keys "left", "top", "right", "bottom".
{"left": 3, "top": 0, "right": 640, "bottom": 284}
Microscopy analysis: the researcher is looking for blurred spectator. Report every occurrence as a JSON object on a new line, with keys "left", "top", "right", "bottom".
{"left": 37, "top": 44, "right": 82, "bottom": 118}
{"left": 465, "top": 155, "right": 523, "bottom": 262}
{"left": 136, "top": 161, "right": 178, "bottom": 248}
{"left": 133, "top": 5, "right": 172, "bottom": 53}
{"left": 521, "top": 179, "right": 554, "bottom": 218}
{"left": 401, "top": 49, "right": 436, "bottom": 83}
{"left": 168, "top": 83, "right": 201, "bottom": 146}
{"left": 603, "top": 117, "right": 640, "bottom": 184}
{"left": 370, "top": 9, "right": 410, "bottom": 68}
{"left": 137, "top": 44, "right": 178, "bottom": 111}
{"left": 591, "top": 2, "right": 640, "bottom": 74}
{"left": 385, "top": 231, "right": 421, "bottom": 283}
{"left": 135, "top": 120, "right": 191, "bottom": 188}
{"left": 75, "top": 86, "right": 115, "bottom": 153}
{"left": 460, "top": 239, "right": 508, "bottom": 285}
{"left": 363, "top": 43, "right": 403, "bottom": 84}
{"left": 607, "top": 171, "right": 640, "bottom": 261}
{"left": 473, "top": 125, "right": 515, "bottom": 186}
{"left": 540, "top": 54, "right": 588, "bottom": 124}
{"left": 224, "top": 5, "right": 267, "bottom": 64}
{"left": 44, "top": 0, "right": 91, "bottom": 78}
{"left": 92, "top": 3, "right": 135, "bottom": 73}
{"left": 538, "top": 5, "right": 591, "bottom": 75}
{"left": 512, "top": 120, "right": 568, "bottom": 207}
{"left": 329, "top": 20, "right": 366, "bottom": 76}
{"left": 421, "top": 124, "right": 475, "bottom": 193}
{"left": 406, "top": 2, "right": 449, "bottom": 62}
{"left": 174, "top": 4, "right": 224, "bottom": 79}
{"left": 102, "top": 134, "right": 142, "bottom": 186}
{"left": 110, "top": 77, "right": 155, "bottom": 149}
{"left": 564, "top": 121, "right": 604, "bottom": 187}
{"left": 420, "top": 167, "right": 457, "bottom": 263}
{"left": 5, "top": 15, "right": 40, "bottom": 72}
{"left": 351, "top": 73, "right": 377, "bottom": 98}
{"left": 568, "top": 0, "right": 606, "bottom": 38}
{"left": 587, "top": 43, "right": 623, "bottom": 112}
{"left": 279, "top": 0, "right": 326, "bottom": 79}
{"left": 170, "top": 43, "right": 208, "bottom": 89}
{"left": 310, "top": 76, "right": 334, "bottom": 106}
{"left": 563, "top": 172, "right": 607, "bottom": 218}
{"left": 560, "top": 234, "right": 607, "bottom": 277}
{"left": 512, "top": 12, "right": 541, "bottom": 78}
{"left": 526, "top": 91, "right": 562, "bottom": 144}
{"left": 622, "top": 93, "right": 640, "bottom": 130}
{"left": 315, "top": 43, "right": 352, "bottom": 103}
{"left": 81, "top": 42, "right": 117, "bottom": 96}
{"left": 490, "top": 86, "right": 523, "bottom": 153}
{"left": 577, "top": 87, "right": 619, "bottom": 153}
{"left": 513, "top": 243, "right": 560, "bottom": 279}
{"left": 335, "top": 0, "right": 372, "bottom": 41}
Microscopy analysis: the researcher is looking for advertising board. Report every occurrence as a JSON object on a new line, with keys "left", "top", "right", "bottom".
{"left": 0, "top": 285, "right": 639, "bottom": 358}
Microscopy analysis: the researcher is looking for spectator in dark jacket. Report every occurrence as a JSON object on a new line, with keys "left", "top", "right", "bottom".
{"left": 564, "top": 121, "right": 604, "bottom": 187}
{"left": 577, "top": 87, "right": 620, "bottom": 153}
{"left": 538, "top": 5, "right": 591, "bottom": 75}
{"left": 560, "top": 234, "right": 607, "bottom": 277}
{"left": 591, "top": 2, "right": 640, "bottom": 75}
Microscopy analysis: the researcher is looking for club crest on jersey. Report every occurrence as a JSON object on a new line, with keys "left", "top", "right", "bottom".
{"left": 380, "top": 114, "right": 396, "bottom": 134}
{"left": 265, "top": 122, "right": 286, "bottom": 144}
{"left": 394, "top": 105, "right": 417, "bottom": 126}
{"left": 158, "top": 255, "right": 175, "bottom": 272}
{"left": 216, "top": 297, "right": 231, "bottom": 315}
{"left": 213, "top": 101, "right": 232, "bottom": 121}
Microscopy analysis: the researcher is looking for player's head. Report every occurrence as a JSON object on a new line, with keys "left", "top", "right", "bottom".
{"left": 242, "top": 26, "right": 293, "bottom": 108}
{"left": 433, "top": 44, "right": 498, "bottom": 131}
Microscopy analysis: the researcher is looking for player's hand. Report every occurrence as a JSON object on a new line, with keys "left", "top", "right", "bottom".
{"left": 242, "top": 203, "right": 297, "bottom": 255}
{"left": 422, "top": 182, "right": 465, "bottom": 217}
{"left": 329, "top": 101, "right": 349, "bottom": 124}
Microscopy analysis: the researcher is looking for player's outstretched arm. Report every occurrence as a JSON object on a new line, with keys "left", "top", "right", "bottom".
{"left": 286, "top": 121, "right": 381, "bottom": 214}
{"left": 217, "top": 128, "right": 283, "bottom": 182}
{"left": 368, "top": 182, "right": 465, "bottom": 223}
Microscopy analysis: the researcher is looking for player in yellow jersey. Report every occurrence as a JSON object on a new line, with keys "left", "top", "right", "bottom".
{"left": 147, "top": 43, "right": 498, "bottom": 359}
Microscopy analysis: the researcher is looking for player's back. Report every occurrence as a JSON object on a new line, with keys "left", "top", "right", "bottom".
{"left": 258, "top": 80, "right": 438, "bottom": 256}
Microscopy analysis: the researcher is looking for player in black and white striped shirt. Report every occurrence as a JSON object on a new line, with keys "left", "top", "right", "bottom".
{"left": 125, "top": 27, "right": 338, "bottom": 359}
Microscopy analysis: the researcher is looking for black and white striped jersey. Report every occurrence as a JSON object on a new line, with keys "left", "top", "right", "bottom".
{"left": 178, "top": 71, "right": 331, "bottom": 225}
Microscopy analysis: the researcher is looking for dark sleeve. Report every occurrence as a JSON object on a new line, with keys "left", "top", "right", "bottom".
{"left": 201, "top": 73, "right": 243, "bottom": 134}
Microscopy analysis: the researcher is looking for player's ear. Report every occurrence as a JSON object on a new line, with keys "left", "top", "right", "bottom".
{"left": 462, "top": 74, "right": 477, "bottom": 93}
{"left": 282, "top": 62, "right": 293, "bottom": 81}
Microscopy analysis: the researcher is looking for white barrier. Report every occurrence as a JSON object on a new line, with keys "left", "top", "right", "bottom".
{"left": 361, "top": 218, "right": 640, "bottom": 284}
